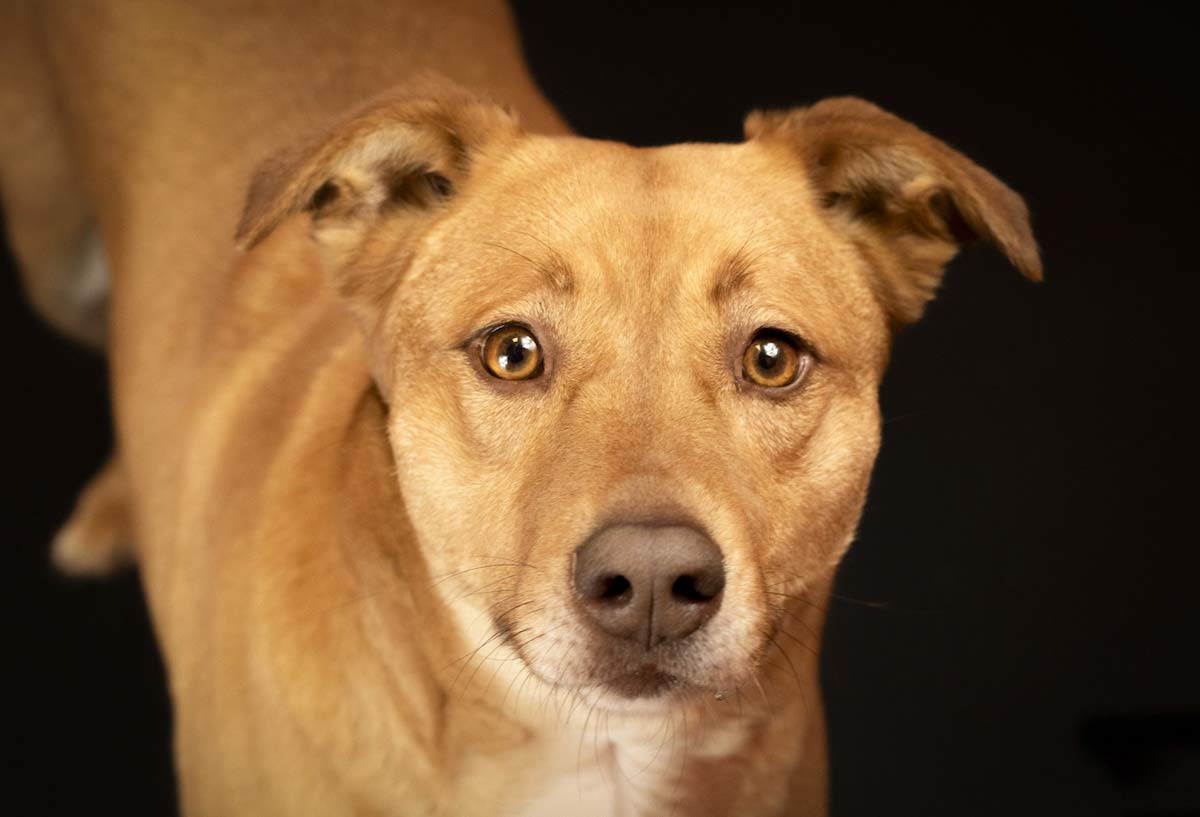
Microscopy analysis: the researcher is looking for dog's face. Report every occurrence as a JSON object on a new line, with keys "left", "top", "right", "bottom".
{"left": 238, "top": 77, "right": 1039, "bottom": 707}
{"left": 376, "top": 136, "right": 896, "bottom": 703}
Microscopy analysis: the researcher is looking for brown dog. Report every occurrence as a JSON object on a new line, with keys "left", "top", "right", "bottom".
{"left": 2, "top": 1, "right": 1040, "bottom": 814}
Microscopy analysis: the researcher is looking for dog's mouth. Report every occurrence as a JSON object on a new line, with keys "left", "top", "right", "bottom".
{"left": 562, "top": 658, "right": 712, "bottom": 704}
{"left": 597, "top": 664, "right": 685, "bottom": 699}
{"left": 494, "top": 612, "right": 742, "bottom": 705}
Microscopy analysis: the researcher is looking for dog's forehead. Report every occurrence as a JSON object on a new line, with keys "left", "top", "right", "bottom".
{"left": 470, "top": 136, "right": 869, "bottom": 291}
{"left": 413, "top": 135, "right": 886, "bottom": 363}
{"left": 472, "top": 136, "right": 819, "bottom": 249}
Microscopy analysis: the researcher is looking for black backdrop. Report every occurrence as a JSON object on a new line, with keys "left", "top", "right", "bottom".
{"left": 3, "top": 3, "right": 1197, "bottom": 815}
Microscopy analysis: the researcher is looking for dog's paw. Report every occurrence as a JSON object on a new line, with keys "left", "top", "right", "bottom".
{"left": 52, "top": 455, "right": 133, "bottom": 577}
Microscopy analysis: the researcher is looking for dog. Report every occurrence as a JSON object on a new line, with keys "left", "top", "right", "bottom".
{"left": 1, "top": 1, "right": 1040, "bottom": 814}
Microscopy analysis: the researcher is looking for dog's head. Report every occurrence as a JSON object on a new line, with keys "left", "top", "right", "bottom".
{"left": 238, "top": 75, "right": 1039, "bottom": 707}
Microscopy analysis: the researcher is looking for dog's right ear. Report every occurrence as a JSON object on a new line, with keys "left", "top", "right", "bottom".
{"left": 236, "top": 77, "right": 517, "bottom": 252}
{"left": 235, "top": 76, "right": 518, "bottom": 392}
{"left": 236, "top": 76, "right": 518, "bottom": 328}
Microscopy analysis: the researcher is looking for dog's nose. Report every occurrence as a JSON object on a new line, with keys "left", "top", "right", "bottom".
{"left": 573, "top": 524, "right": 725, "bottom": 648}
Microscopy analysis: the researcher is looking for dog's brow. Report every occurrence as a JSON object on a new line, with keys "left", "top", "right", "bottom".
{"left": 710, "top": 248, "right": 755, "bottom": 304}
{"left": 482, "top": 239, "right": 574, "bottom": 294}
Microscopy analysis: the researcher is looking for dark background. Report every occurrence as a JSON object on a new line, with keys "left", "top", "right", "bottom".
{"left": 4, "top": 3, "right": 1197, "bottom": 815}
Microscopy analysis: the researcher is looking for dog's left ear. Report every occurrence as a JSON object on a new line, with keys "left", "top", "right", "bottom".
{"left": 745, "top": 98, "right": 1042, "bottom": 327}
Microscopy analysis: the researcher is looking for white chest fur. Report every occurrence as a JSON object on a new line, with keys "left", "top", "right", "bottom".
{"left": 503, "top": 702, "right": 757, "bottom": 817}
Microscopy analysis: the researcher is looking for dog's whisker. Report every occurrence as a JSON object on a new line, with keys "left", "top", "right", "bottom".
{"left": 749, "top": 671, "right": 773, "bottom": 710}
{"left": 445, "top": 622, "right": 512, "bottom": 695}
{"left": 510, "top": 661, "right": 535, "bottom": 713}
{"left": 577, "top": 692, "right": 603, "bottom": 798}
{"left": 452, "top": 574, "right": 522, "bottom": 602}
{"left": 478, "top": 629, "right": 525, "bottom": 698}
{"left": 449, "top": 598, "right": 538, "bottom": 697}
{"left": 497, "top": 636, "right": 540, "bottom": 714}
{"left": 789, "top": 592, "right": 830, "bottom": 612}
{"left": 427, "top": 562, "right": 526, "bottom": 590}
{"left": 459, "top": 632, "right": 511, "bottom": 700}
{"left": 776, "top": 611, "right": 825, "bottom": 651}
{"left": 829, "top": 591, "right": 896, "bottom": 610}
{"left": 767, "top": 635, "right": 810, "bottom": 718}
{"left": 599, "top": 709, "right": 615, "bottom": 789}
{"left": 774, "top": 623, "right": 822, "bottom": 661}
{"left": 631, "top": 715, "right": 668, "bottom": 780}
{"left": 882, "top": 409, "right": 933, "bottom": 426}
{"left": 667, "top": 701, "right": 691, "bottom": 806}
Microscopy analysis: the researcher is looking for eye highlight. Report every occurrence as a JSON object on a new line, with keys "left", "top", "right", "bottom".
{"left": 742, "top": 330, "right": 810, "bottom": 389}
{"left": 481, "top": 323, "right": 544, "bottom": 381}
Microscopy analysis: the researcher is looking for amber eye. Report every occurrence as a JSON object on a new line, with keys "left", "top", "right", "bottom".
{"left": 481, "top": 323, "right": 544, "bottom": 381}
{"left": 742, "top": 330, "right": 809, "bottom": 388}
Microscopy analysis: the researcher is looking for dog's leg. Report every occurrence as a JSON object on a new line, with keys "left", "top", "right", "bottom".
{"left": 53, "top": 456, "right": 134, "bottom": 576}
{"left": 2, "top": 3, "right": 123, "bottom": 574}
{"left": 0, "top": 0, "right": 107, "bottom": 349}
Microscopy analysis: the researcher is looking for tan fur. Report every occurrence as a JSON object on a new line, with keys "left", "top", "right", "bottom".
{"left": 2, "top": 1, "right": 1039, "bottom": 815}
{"left": 52, "top": 455, "right": 134, "bottom": 576}
{"left": 0, "top": 0, "right": 105, "bottom": 346}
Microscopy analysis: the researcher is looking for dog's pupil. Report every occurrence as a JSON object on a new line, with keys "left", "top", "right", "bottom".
{"left": 499, "top": 333, "right": 534, "bottom": 371}
{"left": 504, "top": 339, "right": 525, "bottom": 368}
{"left": 757, "top": 342, "right": 780, "bottom": 370}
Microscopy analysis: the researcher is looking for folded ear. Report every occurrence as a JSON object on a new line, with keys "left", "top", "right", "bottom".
{"left": 237, "top": 75, "right": 519, "bottom": 250}
{"left": 745, "top": 98, "right": 1041, "bottom": 327}
{"left": 236, "top": 75, "right": 518, "bottom": 365}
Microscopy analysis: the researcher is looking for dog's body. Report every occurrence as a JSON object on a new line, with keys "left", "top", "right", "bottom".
{"left": 2, "top": 2, "right": 1039, "bottom": 815}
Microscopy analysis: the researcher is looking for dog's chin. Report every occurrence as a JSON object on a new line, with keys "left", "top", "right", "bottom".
{"left": 531, "top": 658, "right": 742, "bottom": 715}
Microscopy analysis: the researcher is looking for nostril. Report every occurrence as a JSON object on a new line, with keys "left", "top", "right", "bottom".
{"left": 671, "top": 573, "right": 724, "bottom": 603}
{"left": 598, "top": 574, "right": 632, "bottom": 603}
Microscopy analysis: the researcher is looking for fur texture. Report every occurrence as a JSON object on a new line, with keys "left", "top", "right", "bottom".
{"left": 1, "top": 1, "right": 1039, "bottom": 815}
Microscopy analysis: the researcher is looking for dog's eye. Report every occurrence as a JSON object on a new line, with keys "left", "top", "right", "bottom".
{"left": 742, "top": 330, "right": 810, "bottom": 389}
{"left": 481, "top": 323, "right": 544, "bottom": 380}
